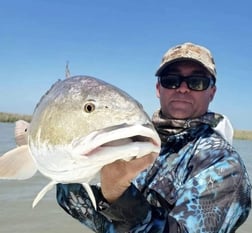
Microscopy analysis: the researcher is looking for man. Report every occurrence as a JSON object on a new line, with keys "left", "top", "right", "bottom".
{"left": 57, "top": 42, "right": 251, "bottom": 232}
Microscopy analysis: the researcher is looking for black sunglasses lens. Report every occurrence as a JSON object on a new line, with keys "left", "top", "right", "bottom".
{"left": 187, "top": 76, "right": 210, "bottom": 91}
{"left": 160, "top": 76, "right": 180, "bottom": 89}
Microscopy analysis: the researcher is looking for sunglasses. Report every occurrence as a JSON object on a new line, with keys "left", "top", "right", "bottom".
{"left": 159, "top": 74, "right": 215, "bottom": 91}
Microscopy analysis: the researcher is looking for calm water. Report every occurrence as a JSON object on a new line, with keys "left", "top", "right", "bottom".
{"left": 0, "top": 122, "right": 251, "bottom": 233}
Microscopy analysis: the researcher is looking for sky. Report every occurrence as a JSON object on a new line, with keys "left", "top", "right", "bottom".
{"left": 0, "top": 0, "right": 252, "bottom": 130}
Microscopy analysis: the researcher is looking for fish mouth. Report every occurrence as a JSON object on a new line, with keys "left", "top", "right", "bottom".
{"left": 85, "top": 135, "right": 154, "bottom": 156}
{"left": 72, "top": 123, "right": 161, "bottom": 157}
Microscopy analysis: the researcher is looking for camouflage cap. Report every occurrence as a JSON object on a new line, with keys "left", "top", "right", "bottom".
{"left": 155, "top": 42, "right": 216, "bottom": 78}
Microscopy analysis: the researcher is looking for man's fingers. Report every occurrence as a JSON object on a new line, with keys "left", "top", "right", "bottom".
{"left": 128, "top": 152, "right": 158, "bottom": 175}
{"left": 100, "top": 152, "right": 158, "bottom": 203}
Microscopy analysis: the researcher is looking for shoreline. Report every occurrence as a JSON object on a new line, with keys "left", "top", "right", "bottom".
{"left": 233, "top": 130, "right": 252, "bottom": 141}
{"left": 1, "top": 112, "right": 252, "bottom": 140}
{"left": 0, "top": 112, "right": 32, "bottom": 123}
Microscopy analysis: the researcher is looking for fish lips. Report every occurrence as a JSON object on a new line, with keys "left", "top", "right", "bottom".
{"left": 72, "top": 123, "right": 161, "bottom": 158}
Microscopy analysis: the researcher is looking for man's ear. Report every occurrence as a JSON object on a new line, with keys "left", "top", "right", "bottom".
{"left": 156, "top": 82, "right": 161, "bottom": 98}
{"left": 209, "top": 86, "right": 217, "bottom": 102}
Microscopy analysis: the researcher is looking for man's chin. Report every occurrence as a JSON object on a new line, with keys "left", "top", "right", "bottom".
{"left": 168, "top": 110, "right": 194, "bottom": 119}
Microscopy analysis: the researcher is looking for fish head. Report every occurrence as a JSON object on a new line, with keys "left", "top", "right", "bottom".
{"left": 28, "top": 76, "right": 160, "bottom": 183}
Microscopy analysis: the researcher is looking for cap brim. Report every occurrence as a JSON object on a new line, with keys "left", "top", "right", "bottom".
{"left": 155, "top": 58, "right": 215, "bottom": 77}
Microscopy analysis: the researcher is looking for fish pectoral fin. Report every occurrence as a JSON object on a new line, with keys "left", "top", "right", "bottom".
{"left": 82, "top": 183, "right": 97, "bottom": 210}
{"left": 0, "top": 145, "right": 37, "bottom": 180}
{"left": 33, "top": 181, "right": 56, "bottom": 208}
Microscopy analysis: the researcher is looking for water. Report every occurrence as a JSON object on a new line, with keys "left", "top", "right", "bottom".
{"left": 0, "top": 123, "right": 92, "bottom": 233}
{"left": 0, "top": 122, "right": 251, "bottom": 233}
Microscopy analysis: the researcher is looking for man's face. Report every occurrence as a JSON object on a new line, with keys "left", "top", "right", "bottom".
{"left": 156, "top": 61, "right": 216, "bottom": 119}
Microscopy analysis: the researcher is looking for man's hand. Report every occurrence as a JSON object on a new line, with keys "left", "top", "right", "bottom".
{"left": 101, "top": 152, "right": 158, "bottom": 203}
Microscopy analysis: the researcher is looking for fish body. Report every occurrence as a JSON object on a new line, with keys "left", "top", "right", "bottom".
{"left": 0, "top": 75, "right": 160, "bottom": 209}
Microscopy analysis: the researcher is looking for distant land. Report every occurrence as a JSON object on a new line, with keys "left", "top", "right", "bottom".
{"left": 0, "top": 112, "right": 32, "bottom": 123}
{"left": 0, "top": 112, "right": 252, "bottom": 140}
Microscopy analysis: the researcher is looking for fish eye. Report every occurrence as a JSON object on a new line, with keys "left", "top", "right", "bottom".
{"left": 84, "top": 102, "right": 96, "bottom": 113}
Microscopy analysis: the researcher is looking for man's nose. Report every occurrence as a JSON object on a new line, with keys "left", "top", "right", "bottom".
{"left": 176, "top": 81, "right": 190, "bottom": 93}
